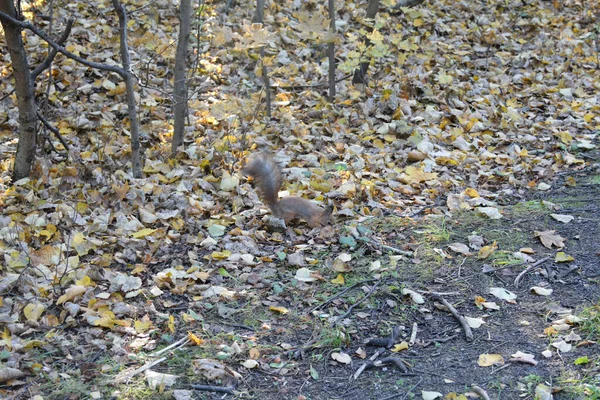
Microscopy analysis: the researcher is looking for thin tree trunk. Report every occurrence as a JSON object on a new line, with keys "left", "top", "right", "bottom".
{"left": 0, "top": 0, "right": 38, "bottom": 180}
{"left": 328, "top": 0, "right": 335, "bottom": 100}
{"left": 352, "top": 0, "right": 379, "bottom": 85}
{"left": 171, "top": 0, "right": 192, "bottom": 154}
{"left": 112, "top": 0, "right": 142, "bottom": 178}
{"left": 253, "top": 0, "right": 264, "bottom": 23}
{"left": 254, "top": 0, "right": 270, "bottom": 117}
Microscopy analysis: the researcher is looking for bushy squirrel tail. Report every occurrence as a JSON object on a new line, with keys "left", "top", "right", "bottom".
{"left": 241, "top": 153, "right": 282, "bottom": 211}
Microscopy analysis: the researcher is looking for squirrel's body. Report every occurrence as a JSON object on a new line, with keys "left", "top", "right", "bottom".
{"left": 243, "top": 154, "right": 332, "bottom": 227}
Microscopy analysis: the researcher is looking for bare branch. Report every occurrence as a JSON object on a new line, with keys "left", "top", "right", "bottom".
{"left": 31, "top": 18, "right": 73, "bottom": 80}
{"left": 0, "top": 11, "right": 126, "bottom": 78}
{"left": 36, "top": 110, "right": 70, "bottom": 152}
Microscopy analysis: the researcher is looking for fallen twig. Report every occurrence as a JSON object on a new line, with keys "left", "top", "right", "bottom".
{"left": 514, "top": 256, "right": 551, "bottom": 288}
{"left": 353, "top": 348, "right": 383, "bottom": 380}
{"left": 423, "top": 334, "right": 458, "bottom": 346}
{"left": 372, "top": 357, "right": 408, "bottom": 373}
{"left": 310, "top": 278, "right": 377, "bottom": 313}
{"left": 112, "top": 356, "right": 166, "bottom": 385}
{"left": 37, "top": 111, "right": 70, "bottom": 152}
{"left": 151, "top": 337, "right": 190, "bottom": 357}
{"left": 471, "top": 385, "right": 491, "bottom": 400}
{"left": 431, "top": 295, "right": 473, "bottom": 342}
{"left": 191, "top": 384, "right": 235, "bottom": 395}
{"left": 365, "top": 326, "right": 402, "bottom": 349}
{"left": 409, "top": 322, "right": 418, "bottom": 345}
{"left": 333, "top": 280, "right": 382, "bottom": 326}
{"left": 357, "top": 236, "right": 413, "bottom": 256}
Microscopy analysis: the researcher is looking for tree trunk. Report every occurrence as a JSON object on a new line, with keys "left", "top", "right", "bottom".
{"left": 328, "top": 0, "right": 336, "bottom": 100}
{"left": 253, "top": 0, "right": 270, "bottom": 117}
{"left": 352, "top": 0, "right": 379, "bottom": 85}
{"left": 112, "top": 0, "right": 142, "bottom": 178}
{"left": 253, "top": 0, "right": 265, "bottom": 24}
{"left": 0, "top": 0, "right": 38, "bottom": 180}
{"left": 171, "top": 0, "right": 192, "bottom": 154}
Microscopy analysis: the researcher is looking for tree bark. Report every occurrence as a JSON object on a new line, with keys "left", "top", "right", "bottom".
{"left": 112, "top": 0, "right": 142, "bottom": 178}
{"left": 0, "top": 0, "right": 38, "bottom": 180}
{"left": 328, "top": 0, "right": 336, "bottom": 100}
{"left": 352, "top": 0, "right": 379, "bottom": 85}
{"left": 171, "top": 0, "right": 192, "bottom": 154}
{"left": 253, "top": 0, "right": 270, "bottom": 117}
{"left": 252, "top": 0, "right": 264, "bottom": 24}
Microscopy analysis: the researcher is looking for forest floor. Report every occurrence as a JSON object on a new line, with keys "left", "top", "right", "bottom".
{"left": 140, "top": 166, "right": 600, "bottom": 400}
{"left": 12, "top": 163, "right": 598, "bottom": 400}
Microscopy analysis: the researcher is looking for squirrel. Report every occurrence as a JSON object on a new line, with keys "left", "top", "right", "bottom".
{"left": 242, "top": 153, "right": 332, "bottom": 227}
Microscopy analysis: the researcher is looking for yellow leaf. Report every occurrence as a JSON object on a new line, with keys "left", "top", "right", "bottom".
{"left": 24, "top": 303, "right": 45, "bottom": 322}
{"left": 93, "top": 316, "right": 116, "bottom": 329}
{"left": 72, "top": 232, "right": 94, "bottom": 256}
{"left": 401, "top": 166, "right": 438, "bottom": 185}
{"left": 413, "top": 18, "right": 423, "bottom": 27}
{"left": 544, "top": 326, "right": 558, "bottom": 335}
{"left": 331, "top": 274, "right": 345, "bottom": 285}
{"left": 75, "top": 276, "right": 96, "bottom": 287}
{"left": 23, "top": 340, "right": 46, "bottom": 349}
{"left": 168, "top": 315, "right": 175, "bottom": 333}
{"left": 557, "top": 131, "right": 572, "bottom": 144}
{"left": 269, "top": 305, "right": 289, "bottom": 314}
{"left": 134, "top": 318, "right": 153, "bottom": 333}
{"left": 478, "top": 353, "right": 504, "bottom": 367}
{"left": 56, "top": 285, "right": 86, "bottom": 305}
{"left": 170, "top": 218, "right": 185, "bottom": 231}
{"left": 555, "top": 252, "right": 574, "bottom": 263}
{"left": 478, "top": 241, "right": 497, "bottom": 259}
{"left": 38, "top": 224, "right": 57, "bottom": 242}
{"left": 391, "top": 341, "right": 409, "bottom": 352}
{"left": 132, "top": 228, "right": 157, "bottom": 239}
{"left": 373, "top": 139, "right": 384, "bottom": 149}
{"left": 464, "top": 188, "right": 479, "bottom": 198}
{"left": 188, "top": 331, "right": 204, "bottom": 345}
{"left": 211, "top": 250, "right": 232, "bottom": 260}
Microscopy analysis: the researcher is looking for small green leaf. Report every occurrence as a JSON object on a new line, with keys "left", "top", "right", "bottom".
{"left": 574, "top": 356, "right": 589, "bottom": 365}
{"left": 339, "top": 236, "right": 357, "bottom": 248}
{"left": 277, "top": 251, "right": 286, "bottom": 261}
{"left": 218, "top": 267, "right": 231, "bottom": 278}
{"left": 310, "top": 365, "right": 319, "bottom": 380}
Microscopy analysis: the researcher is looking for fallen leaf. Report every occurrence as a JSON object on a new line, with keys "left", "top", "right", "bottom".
{"left": 421, "top": 390, "right": 443, "bottom": 400}
{"left": 465, "top": 316, "right": 485, "bottom": 329}
{"left": 331, "top": 352, "right": 351, "bottom": 364}
{"left": 56, "top": 285, "right": 86, "bottom": 305}
{"left": 531, "top": 287, "right": 553, "bottom": 296}
{"left": 402, "top": 288, "right": 425, "bottom": 304}
{"left": 145, "top": 370, "right": 178, "bottom": 390}
{"left": 552, "top": 340, "right": 572, "bottom": 352}
{"left": 269, "top": 305, "right": 289, "bottom": 314}
{"left": 510, "top": 351, "right": 537, "bottom": 365}
{"left": 535, "top": 230, "right": 566, "bottom": 249}
{"left": 23, "top": 303, "right": 45, "bottom": 322}
{"left": 478, "top": 353, "right": 504, "bottom": 367}
{"left": 554, "top": 252, "right": 574, "bottom": 262}
{"left": 550, "top": 214, "right": 574, "bottom": 224}
{"left": 241, "top": 360, "right": 258, "bottom": 369}
{"left": 489, "top": 287, "right": 517, "bottom": 303}
{"left": 391, "top": 341, "right": 409, "bottom": 352}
